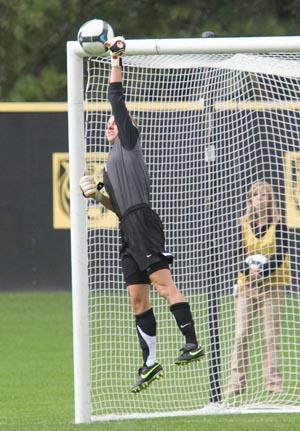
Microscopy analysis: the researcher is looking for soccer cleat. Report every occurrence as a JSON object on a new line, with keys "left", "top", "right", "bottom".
{"left": 175, "top": 343, "right": 205, "bottom": 365}
{"left": 130, "top": 362, "right": 164, "bottom": 393}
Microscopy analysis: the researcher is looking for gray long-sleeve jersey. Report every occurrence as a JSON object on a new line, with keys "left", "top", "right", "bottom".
{"left": 103, "top": 82, "right": 151, "bottom": 219}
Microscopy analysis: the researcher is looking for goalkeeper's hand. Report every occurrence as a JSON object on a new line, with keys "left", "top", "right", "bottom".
{"left": 104, "top": 36, "right": 126, "bottom": 68}
{"left": 104, "top": 36, "right": 126, "bottom": 56}
{"left": 79, "top": 175, "right": 103, "bottom": 202}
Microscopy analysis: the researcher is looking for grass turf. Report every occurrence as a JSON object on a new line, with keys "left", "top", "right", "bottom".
{"left": 0, "top": 291, "right": 299, "bottom": 431}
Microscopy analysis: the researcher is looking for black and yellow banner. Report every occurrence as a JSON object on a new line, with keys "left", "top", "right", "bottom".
{"left": 52, "top": 152, "right": 118, "bottom": 229}
{"left": 285, "top": 151, "right": 300, "bottom": 228}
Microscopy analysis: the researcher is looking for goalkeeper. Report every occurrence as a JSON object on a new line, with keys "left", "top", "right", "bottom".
{"left": 225, "top": 180, "right": 291, "bottom": 397}
{"left": 79, "top": 36, "right": 204, "bottom": 393}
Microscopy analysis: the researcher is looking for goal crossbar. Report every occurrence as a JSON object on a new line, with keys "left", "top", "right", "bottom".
{"left": 69, "top": 36, "right": 300, "bottom": 57}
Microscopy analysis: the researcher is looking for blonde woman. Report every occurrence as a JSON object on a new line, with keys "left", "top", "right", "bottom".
{"left": 225, "top": 180, "right": 291, "bottom": 397}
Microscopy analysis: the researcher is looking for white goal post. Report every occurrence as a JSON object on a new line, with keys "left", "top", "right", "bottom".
{"left": 67, "top": 36, "right": 300, "bottom": 424}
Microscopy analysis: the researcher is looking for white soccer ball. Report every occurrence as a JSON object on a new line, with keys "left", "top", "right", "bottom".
{"left": 77, "top": 19, "right": 114, "bottom": 55}
{"left": 245, "top": 254, "right": 268, "bottom": 269}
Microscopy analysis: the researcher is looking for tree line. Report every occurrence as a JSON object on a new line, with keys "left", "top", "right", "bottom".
{"left": 1, "top": 0, "right": 299, "bottom": 101}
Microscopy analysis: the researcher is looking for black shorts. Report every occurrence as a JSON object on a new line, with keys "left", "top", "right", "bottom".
{"left": 120, "top": 203, "right": 173, "bottom": 285}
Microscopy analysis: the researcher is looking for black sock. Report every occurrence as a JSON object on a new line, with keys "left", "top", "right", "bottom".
{"left": 170, "top": 302, "right": 198, "bottom": 345}
{"left": 135, "top": 308, "right": 157, "bottom": 367}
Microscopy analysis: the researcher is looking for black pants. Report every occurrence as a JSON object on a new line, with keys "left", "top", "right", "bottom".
{"left": 120, "top": 203, "right": 173, "bottom": 285}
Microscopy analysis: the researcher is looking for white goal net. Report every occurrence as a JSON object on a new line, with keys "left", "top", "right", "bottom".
{"left": 81, "top": 51, "right": 300, "bottom": 420}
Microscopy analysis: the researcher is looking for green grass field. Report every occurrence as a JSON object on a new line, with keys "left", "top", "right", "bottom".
{"left": 0, "top": 291, "right": 299, "bottom": 431}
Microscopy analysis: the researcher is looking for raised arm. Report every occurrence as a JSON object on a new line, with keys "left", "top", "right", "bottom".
{"left": 109, "top": 50, "right": 122, "bottom": 83}
{"left": 104, "top": 36, "right": 139, "bottom": 149}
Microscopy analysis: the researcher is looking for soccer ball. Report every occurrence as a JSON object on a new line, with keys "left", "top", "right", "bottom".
{"left": 77, "top": 19, "right": 114, "bottom": 55}
{"left": 245, "top": 254, "right": 268, "bottom": 269}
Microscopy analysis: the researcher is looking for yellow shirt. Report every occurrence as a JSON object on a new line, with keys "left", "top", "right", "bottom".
{"left": 238, "top": 220, "right": 291, "bottom": 287}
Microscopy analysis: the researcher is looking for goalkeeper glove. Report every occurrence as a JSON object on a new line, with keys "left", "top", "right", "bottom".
{"left": 79, "top": 175, "right": 104, "bottom": 202}
{"left": 104, "top": 36, "right": 126, "bottom": 68}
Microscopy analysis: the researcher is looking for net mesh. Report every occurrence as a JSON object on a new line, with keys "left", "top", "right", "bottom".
{"left": 84, "top": 53, "right": 300, "bottom": 418}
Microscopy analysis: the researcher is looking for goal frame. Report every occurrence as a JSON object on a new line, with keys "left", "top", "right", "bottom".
{"left": 67, "top": 35, "right": 300, "bottom": 424}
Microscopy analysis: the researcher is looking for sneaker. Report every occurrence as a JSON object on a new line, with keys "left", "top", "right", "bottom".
{"left": 175, "top": 343, "right": 205, "bottom": 365}
{"left": 223, "top": 375, "right": 246, "bottom": 398}
{"left": 265, "top": 383, "right": 284, "bottom": 394}
{"left": 130, "top": 362, "right": 164, "bottom": 393}
{"left": 223, "top": 384, "right": 245, "bottom": 398}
